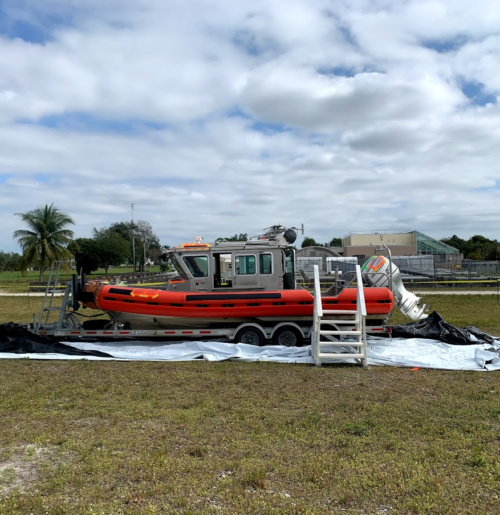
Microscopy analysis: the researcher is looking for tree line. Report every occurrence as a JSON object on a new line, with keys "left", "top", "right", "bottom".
{"left": 5, "top": 204, "right": 165, "bottom": 279}
{"left": 0, "top": 251, "right": 21, "bottom": 272}
{"left": 70, "top": 221, "right": 163, "bottom": 275}
{"left": 301, "top": 236, "right": 343, "bottom": 248}
{"left": 440, "top": 235, "right": 500, "bottom": 261}
{"left": 6, "top": 204, "right": 500, "bottom": 279}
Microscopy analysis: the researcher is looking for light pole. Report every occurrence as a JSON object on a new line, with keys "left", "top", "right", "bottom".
{"left": 131, "top": 203, "right": 136, "bottom": 273}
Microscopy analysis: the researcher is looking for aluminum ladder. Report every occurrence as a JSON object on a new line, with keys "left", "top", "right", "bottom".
{"left": 311, "top": 264, "right": 368, "bottom": 367}
{"left": 34, "top": 261, "right": 78, "bottom": 332}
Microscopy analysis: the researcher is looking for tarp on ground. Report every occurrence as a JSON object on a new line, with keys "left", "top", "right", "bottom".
{"left": 0, "top": 333, "right": 499, "bottom": 371}
{"left": 0, "top": 322, "right": 113, "bottom": 358}
{"left": 391, "top": 311, "right": 495, "bottom": 345}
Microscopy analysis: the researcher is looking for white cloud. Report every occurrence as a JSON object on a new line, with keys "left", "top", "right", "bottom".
{"left": 455, "top": 35, "right": 500, "bottom": 94}
{"left": 2, "top": 0, "right": 500, "bottom": 254}
{"left": 242, "top": 66, "right": 463, "bottom": 131}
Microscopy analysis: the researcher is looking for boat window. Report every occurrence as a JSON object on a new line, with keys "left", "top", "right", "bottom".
{"left": 235, "top": 255, "right": 256, "bottom": 275}
{"left": 285, "top": 251, "right": 294, "bottom": 274}
{"left": 169, "top": 254, "right": 188, "bottom": 279}
{"left": 283, "top": 248, "right": 296, "bottom": 289}
{"left": 260, "top": 253, "right": 272, "bottom": 274}
{"left": 183, "top": 255, "right": 209, "bottom": 277}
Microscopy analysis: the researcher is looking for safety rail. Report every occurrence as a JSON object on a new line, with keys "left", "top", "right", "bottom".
{"left": 311, "top": 264, "right": 367, "bottom": 367}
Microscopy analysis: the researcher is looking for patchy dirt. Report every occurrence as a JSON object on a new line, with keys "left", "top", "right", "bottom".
{"left": 0, "top": 445, "right": 57, "bottom": 496}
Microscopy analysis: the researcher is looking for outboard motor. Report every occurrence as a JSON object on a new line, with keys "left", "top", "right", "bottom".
{"left": 362, "top": 256, "right": 427, "bottom": 321}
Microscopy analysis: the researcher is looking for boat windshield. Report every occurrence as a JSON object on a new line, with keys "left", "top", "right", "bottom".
{"left": 183, "top": 255, "right": 209, "bottom": 277}
{"left": 169, "top": 254, "right": 188, "bottom": 279}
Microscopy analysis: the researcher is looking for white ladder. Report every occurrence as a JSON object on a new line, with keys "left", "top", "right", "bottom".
{"left": 311, "top": 264, "right": 368, "bottom": 367}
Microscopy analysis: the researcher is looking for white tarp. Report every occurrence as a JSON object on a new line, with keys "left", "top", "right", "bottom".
{"left": 0, "top": 337, "right": 499, "bottom": 371}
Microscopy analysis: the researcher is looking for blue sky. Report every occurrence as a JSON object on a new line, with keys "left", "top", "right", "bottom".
{"left": 1, "top": 0, "right": 499, "bottom": 252}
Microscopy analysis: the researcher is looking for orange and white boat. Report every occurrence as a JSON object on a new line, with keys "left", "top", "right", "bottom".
{"left": 80, "top": 225, "right": 395, "bottom": 346}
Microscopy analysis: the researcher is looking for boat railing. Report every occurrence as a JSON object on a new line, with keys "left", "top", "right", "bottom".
{"left": 341, "top": 270, "right": 390, "bottom": 290}
{"left": 355, "top": 264, "right": 368, "bottom": 366}
{"left": 311, "top": 265, "right": 322, "bottom": 364}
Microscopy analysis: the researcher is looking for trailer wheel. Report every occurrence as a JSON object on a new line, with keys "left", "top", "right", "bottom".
{"left": 272, "top": 327, "right": 302, "bottom": 347}
{"left": 234, "top": 327, "right": 264, "bottom": 346}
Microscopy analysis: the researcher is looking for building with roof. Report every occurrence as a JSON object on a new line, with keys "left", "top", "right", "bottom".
{"left": 342, "top": 230, "right": 460, "bottom": 263}
{"left": 297, "top": 230, "right": 461, "bottom": 274}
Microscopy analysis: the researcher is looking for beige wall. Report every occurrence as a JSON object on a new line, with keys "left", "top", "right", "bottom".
{"left": 344, "top": 232, "right": 415, "bottom": 246}
{"left": 343, "top": 245, "right": 417, "bottom": 258}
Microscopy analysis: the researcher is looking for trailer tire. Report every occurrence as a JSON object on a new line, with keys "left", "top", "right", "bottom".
{"left": 272, "top": 326, "right": 302, "bottom": 347}
{"left": 234, "top": 327, "right": 264, "bottom": 346}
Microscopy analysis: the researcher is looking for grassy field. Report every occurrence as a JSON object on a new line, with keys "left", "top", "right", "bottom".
{"left": 0, "top": 295, "right": 499, "bottom": 513}
{"left": 0, "top": 267, "right": 161, "bottom": 294}
{"left": 389, "top": 294, "right": 500, "bottom": 335}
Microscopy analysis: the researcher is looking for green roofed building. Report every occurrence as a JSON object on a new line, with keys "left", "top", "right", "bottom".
{"left": 414, "top": 231, "right": 459, "bottom": 255}
{"left": 342, "top": 230, "right": 460, "bottom": 263}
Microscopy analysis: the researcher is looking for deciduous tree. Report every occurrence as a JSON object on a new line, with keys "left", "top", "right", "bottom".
{"left": 92, "top": 228, "right": 130, "bottom": 274}
{"left": 69, "top": 238, "right": 101, "bottom": 275}
{"left": 135, "top": 220, "right": 161, "bottom": 271}
{"left": 329, "top": 237, "right": 343, "bottom": 247}
{"left": 0, "top": 251, "right": 21, "bottom": 272}
{"left": 216, "top": 233, "right": 248, "bottom": 242}
{"left": 108, "top": 220, "right": 161, "bottom": 272}
{"left": 301, "top": 237, "right": 318, "bottom": 248}
{"left": 441, "top": 234, "right": 500, "bottom": 260}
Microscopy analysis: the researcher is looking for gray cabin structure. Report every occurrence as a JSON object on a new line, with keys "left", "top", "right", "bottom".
{"left": 166, "top": 225, "right": 298, "bottom": 293}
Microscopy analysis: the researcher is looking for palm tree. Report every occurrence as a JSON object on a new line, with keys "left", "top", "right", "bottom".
{"left": 13, "top": 204, "right": 75, "bottom": 280}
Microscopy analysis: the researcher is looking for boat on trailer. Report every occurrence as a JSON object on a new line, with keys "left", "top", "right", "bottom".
{"left": 78, "top": 225, "right": 395, "bottom": 346}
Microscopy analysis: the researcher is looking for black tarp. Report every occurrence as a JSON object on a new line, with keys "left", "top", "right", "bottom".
{"left": 0, "top": 322, "right": 113, "bottom": 357}
{"left": 391, "top": 311, "right": 495, "bottom": 345}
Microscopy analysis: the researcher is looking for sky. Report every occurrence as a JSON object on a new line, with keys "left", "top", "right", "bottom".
{"left": 1, "top": 0, "right": 499, "bottom": 253}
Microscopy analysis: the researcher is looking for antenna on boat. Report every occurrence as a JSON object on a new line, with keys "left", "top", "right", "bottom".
{"left": 256, "top": 224, "right": 305, "bottom": 245}
{"left": 288, "top": 224, "right": 304, "bottom": 237}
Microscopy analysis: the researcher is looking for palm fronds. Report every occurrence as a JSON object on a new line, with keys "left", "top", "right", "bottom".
{"left": 13, "top": 203, "right": 75, "bottom": 280}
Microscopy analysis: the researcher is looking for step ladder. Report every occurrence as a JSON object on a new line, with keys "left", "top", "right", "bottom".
{"left": 311, "top": 264, "right": 368, "bottom": 367}
{"left": 34, "top": 261, "right": 78, "bottom": 332}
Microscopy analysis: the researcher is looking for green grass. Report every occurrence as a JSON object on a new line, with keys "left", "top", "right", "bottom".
{"left": 0, "top": 362, "right": 498, "bottom": 514}
{"left": 389, "top": 294, "right": 500, "bottom": 335}
{"left": 0, "top": 296, "right": 104, "bottom": 328}
{"left": 0, "top": 267, "right": 162, "bottom": 294}
{"left": 0, "top": 295, "right": 500, "bottom": 512}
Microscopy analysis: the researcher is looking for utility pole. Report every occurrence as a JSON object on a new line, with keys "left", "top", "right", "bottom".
{"left": 131, "top": 203, "right": 136, "bottom": 273}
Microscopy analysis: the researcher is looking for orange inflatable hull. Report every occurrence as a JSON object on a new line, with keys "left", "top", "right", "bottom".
{"left": 82, "top": 284, "right": 394, "bottom": 319}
